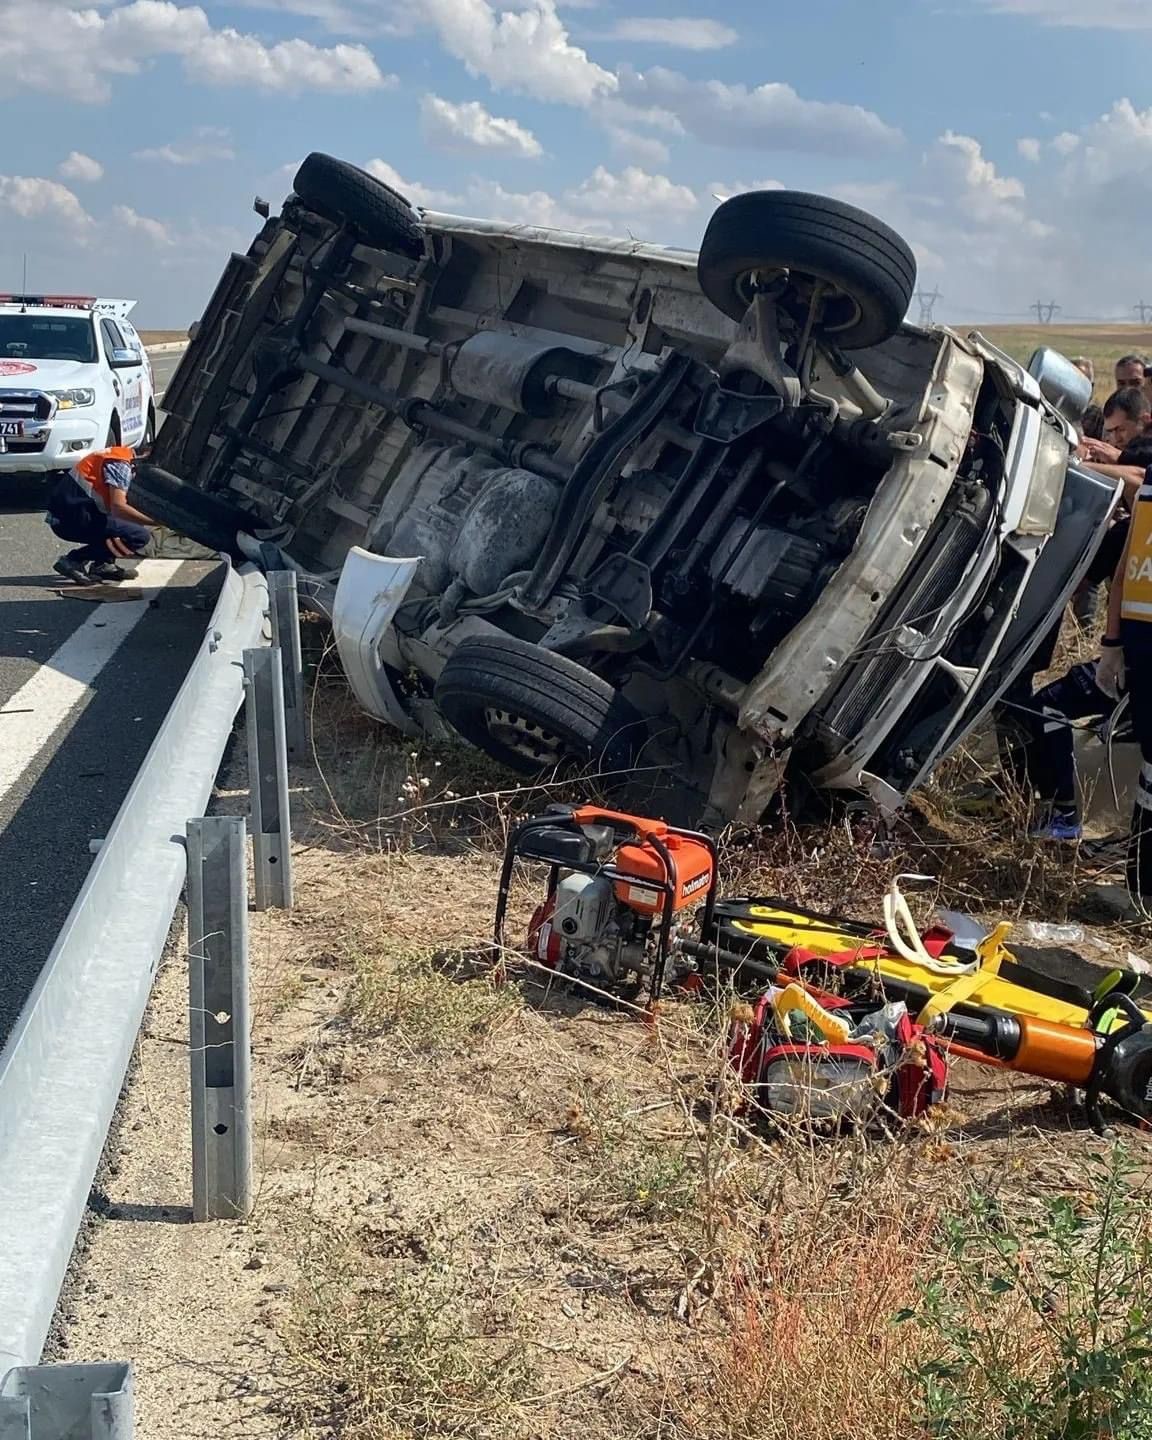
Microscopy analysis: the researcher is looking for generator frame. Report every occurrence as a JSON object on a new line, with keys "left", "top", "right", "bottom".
{"left": 494, "top": 805, "right": 720, "bottom": 1004}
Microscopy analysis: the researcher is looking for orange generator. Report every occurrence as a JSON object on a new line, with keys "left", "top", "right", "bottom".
{"left": 495, "top": 805, "right": 718, "bottom": 1003}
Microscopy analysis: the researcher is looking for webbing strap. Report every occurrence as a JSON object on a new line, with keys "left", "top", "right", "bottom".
{"left": 916, "top": 923, "right": 1011, "bottom": 1027}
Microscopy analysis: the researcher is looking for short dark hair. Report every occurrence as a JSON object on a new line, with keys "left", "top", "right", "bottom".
{"left": 1082, "top": 403, "right": 1104, "bottom": 439}
{"left": 1119, "top": 435, "right": 1152, "bottom": 468}
{"left": 1115, "top": 353, "right": 1149, "bottom": 372}
{"left": 1102, "top": 387, "right": 1152, "bottom": 421}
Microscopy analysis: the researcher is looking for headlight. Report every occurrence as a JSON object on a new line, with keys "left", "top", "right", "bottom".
{"left": 47, "top": 388, "right": 96, "bottom": 409}
{"left": 1017, "top": 420, "right": 1069, "bottom": 537}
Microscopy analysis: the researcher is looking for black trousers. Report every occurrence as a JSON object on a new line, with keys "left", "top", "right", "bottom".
{"left": 1012, "top": 661, "right": 1117, "bottom": 820}
{"left": 1125, "top": 633, "right": 1152, "bottom": 903}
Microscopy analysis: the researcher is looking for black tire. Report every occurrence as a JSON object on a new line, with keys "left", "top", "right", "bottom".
{"left": 292, "top": 152, "right": 423, "bottom": 258}
{"left": 434, "top": 635, "right": 644, "bottom": 779}
{"left": 697, "top": 190, "right": 916, "bottom": 350}
{"left": 143, "top": 407, "right": 156, "bottom": 450}
{"left": 105, "top": 416, "right": 120, "bottom": 447}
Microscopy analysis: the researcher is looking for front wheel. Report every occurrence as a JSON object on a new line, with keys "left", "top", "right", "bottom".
{"left": 434, "top": 634, "right": 644, "bottom": 779}
{"left": 697, "top": 190, "right": 917, "bottom": 349}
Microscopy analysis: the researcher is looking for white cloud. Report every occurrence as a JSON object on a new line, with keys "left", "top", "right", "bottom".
{"left": 815, "top": 101, "right": 1152, "bottom": 321}
{"left": 0, "top": 1, "right": 391, "bottom": 102}
{"left": 607, "top": 17, "right": 737, "bottom": 49}
{"left": 420, "top": 0, "right": 616, "bottom": 104}
{"left": 0, "top": 177, "right": 93, "bottom": 230}
{"left": 186, "top": 29, "right": 389, "bottom": 90}
{"left": 567, "top": 165, "right": 697, "bottom": 216}
{"left": 1016, "top": 137, "right": 1041, "bottom": 163}
{"left": 134, "top": 127, "right": 236, "bottom": 165}
{"left": 935, "top": 131, "right": 1026, "bottom": 215}
{"left": 236, "top": 0, "right": 411, "bottom": 36}
{"left": 421, "top": 95, "right": 543, "bottom": 158}
{"left": 59, "top": 152, "right": 105, "bottom": 184}
{"left": 709, "top": 178, "right": 785, "bottom": 200}
{"left": 365, "top": 159, "right": 462, "bottom": 210}
{"left": 616, "top": 67, "right": 903, "bottom": 155}
{"left": 112, "top": 204, "right": 174, "bottom": 246}
{"left": 605, "top": 126, "right": 671, "bottom": 167}
{"left": 975, "top": 0, "right": 1152, "bottom": 27}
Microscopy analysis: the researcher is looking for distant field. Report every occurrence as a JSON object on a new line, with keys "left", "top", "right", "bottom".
{"left": 139, "top": 330, "right": 187, "bottom": 346}
{"left": 965, "top": 325, "right": 1152, "bottom": 395}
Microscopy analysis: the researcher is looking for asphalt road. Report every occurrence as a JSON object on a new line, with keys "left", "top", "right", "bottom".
{"left": 0, "top": 346, "right": 222, "bottom": 1044}
{"left": 149, "top": 348, "right": 185, "bottom": 402}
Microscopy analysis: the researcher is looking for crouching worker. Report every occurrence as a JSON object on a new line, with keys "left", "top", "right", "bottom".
{"left": 47, "top": 445, "right": 155, "bottom": 586}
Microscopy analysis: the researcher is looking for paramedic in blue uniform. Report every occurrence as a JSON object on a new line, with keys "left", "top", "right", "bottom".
{"left": 1100, "top": 462, "right": 1152, "bottom": 908}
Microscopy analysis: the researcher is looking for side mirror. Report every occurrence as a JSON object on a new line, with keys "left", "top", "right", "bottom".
{"left": 1028, "top": 347, "right": 1093, "bottom": 426}
{"left": 109, "top": 348, "right": 140, "bottom": 369}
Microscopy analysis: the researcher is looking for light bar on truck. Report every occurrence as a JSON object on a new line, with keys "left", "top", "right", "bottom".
{"left": 0, "top": 295, "right": 137, "bottom": 317}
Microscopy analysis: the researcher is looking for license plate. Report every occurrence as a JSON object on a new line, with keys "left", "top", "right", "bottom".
{"left": 0, "top": 421, "right": 24, "bottom": 437}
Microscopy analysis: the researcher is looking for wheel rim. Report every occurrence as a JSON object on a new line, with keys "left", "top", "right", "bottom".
{"left": 483, "top": 708, "right": 567, "bottom": 766}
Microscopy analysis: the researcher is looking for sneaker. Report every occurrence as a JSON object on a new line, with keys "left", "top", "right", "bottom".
{"left": 87, "top": 560, "right": 132, "bottom": 582}
{"left": 1030, "top": 814, "right": 1083, "bottom": 843}
{"left": 53, "top": 555, "right": 97, "bottom": 586}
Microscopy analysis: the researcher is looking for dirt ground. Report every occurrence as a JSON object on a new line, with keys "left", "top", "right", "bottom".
{"left": 60, "top": 648, "right": 1152, "bottom": 1440}
{"left": 140, "top": 330, "right": 188, "bottom": 346}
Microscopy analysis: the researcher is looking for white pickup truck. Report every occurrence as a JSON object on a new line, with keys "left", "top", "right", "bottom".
{"left": 0, "top": 295, "right": 156, "bottom": 477}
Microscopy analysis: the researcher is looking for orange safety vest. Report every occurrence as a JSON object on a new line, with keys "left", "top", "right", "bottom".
{"left": 70, "top": 445, "right": 135, "bottom": 514}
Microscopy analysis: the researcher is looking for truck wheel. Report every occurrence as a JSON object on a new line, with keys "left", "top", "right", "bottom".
{"left": 292, "top": 153, "right": 423, "bottom": 258}
{"left": 697, "top": 190, "right": 916, "bottom": 349}
{"left": 106, "top": 417, "right": 120, "bottom": 447}
{"left": 434, "top": 635, "right": 644, "bottom": 778}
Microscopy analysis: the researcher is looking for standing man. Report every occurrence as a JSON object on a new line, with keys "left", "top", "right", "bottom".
{"left": 1115, "top": 354, "right": 1148, "bottom": 390}
{"left": 47, "top": 444, "right": 155, "bottom": 585}
{"left": 1100, "top": 462, "right": 1152, "bottom": 910}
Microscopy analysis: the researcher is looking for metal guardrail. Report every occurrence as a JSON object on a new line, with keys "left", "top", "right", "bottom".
{"left": 0, "top": 560, "right": 270, "bottom": 1379}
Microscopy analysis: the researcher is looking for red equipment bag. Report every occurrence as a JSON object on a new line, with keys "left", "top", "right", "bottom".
{"left": 728, "top": 990, "right": 948, "bottom": 1122}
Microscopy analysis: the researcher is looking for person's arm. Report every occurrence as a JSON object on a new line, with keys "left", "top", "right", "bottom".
{"left": 107, "top": 485, "right": 155, "bottom": 528}
{"left": 1080, "top": 437, "right": 1123, "bottom": 464}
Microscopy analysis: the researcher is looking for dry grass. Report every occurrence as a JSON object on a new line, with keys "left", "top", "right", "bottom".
{"left": 972, "top": 323, "right": 1152, "bottom": 399}
{"left": 251, "top": 623, "right": 1152, "bottom": 1440}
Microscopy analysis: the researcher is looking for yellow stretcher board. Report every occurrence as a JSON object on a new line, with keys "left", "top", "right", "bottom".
{"left": 720, "top": 902, "right": 1150, "bottom": 1031}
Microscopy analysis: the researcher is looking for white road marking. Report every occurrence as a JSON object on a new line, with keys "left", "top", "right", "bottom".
{"left": 0, "top": 560, "right": 184, "bottom": 803}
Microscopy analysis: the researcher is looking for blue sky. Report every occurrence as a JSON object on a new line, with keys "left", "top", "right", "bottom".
{"left": 3, "top": 1, "right": 1149, "bottom": 327}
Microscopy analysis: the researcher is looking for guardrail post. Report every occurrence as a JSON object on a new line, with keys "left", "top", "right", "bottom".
{"left": 186, "top": 816, "right": 252, "bottom": 1222}
{"left": 0, "top": 1363, "right": 133, "bottom": 1438}
{"left": 243, "top": 646, "right": 294, "bottom": 911}
{"left": 268, "top": 569, "right": 306, "bottom": 756}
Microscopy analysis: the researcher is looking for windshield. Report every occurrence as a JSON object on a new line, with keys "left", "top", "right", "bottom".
{"left": 0, "top": 315, "right": 96, "bottom": 364}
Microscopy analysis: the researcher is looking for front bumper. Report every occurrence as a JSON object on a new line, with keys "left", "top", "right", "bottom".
{"left": 0, "top": 412, "right": 103, "bottom": 474}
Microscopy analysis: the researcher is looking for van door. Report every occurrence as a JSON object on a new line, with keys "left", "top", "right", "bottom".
{"left": 101, "top": 316, "right": 145, "bottom": 443}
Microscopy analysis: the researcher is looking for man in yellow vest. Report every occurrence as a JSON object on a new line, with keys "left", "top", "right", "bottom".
{"left": 46, "top": 445, "right": 156, "bottom": 586}
{"left": 1100, "top": 463, "right": 1152, "bottom": 906}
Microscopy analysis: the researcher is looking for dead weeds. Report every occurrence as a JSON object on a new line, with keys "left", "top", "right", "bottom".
{"left": 252, "top": 626, "right": 1152, "bottom": 1440}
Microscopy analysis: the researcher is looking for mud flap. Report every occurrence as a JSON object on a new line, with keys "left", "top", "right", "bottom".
{"left": 332, "top": 547, "right": 423, "bottom": 736}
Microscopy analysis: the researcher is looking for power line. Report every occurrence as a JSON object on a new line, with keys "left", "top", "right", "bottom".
{"left": 1030, "top": 299, "right": 1061, "bottom": 325}
{"left": 1135, "top": 301, "right": 1152, "bottom": 325}
{"left": 915, "top": 287, "right": 942, "bottom": 326}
